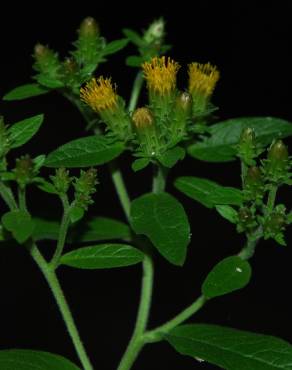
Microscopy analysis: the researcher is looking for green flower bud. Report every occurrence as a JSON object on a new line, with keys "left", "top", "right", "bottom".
{"left": 237, "top": 207, "right": 257, "bottom": 233}
{"left": 132, "top": 107, "right": 161, "bottom": 157}
{"left": 79, "top": 17, "right": 99, "bottom": 37}
{"left": 264, "top": 140, "right": 290, "bottom": 183}
{"left": 263, "top": 206, "right": 287, "bottom": 245}
{"left": 237, "top": 127, "right": 257, "bottom": 165}
{"left": 170, "top": 92, "right": 192, "bottom": 140}
{"left": 244, "top": 166, "right": 264, "bottom": 201}
{"left": 33, "top": 43, "right": 61, "bottom": 83}
{"left": 50, "top": 168, "right": 72, "bottom": 195}
{"left": 14, "top": 155, "right": 34, "bottom": 188}
{"left": 74, "top": 168, "right": 98, "bottom": 210}
{"left": 143, "top": 18, "right": 165, "bottom": 45}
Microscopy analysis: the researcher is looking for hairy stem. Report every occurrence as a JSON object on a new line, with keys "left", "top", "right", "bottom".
{"left": 30, "top": 243, "right": 93, "bottom": 370}
{"left": 50, "top": 195, "right": 71, "bottom": 268}
{"left": 238, "top": 227, "right": 263, "bottom": 260}
{"left": 0, "top": 181, "right": 17, "bottom": 210}
{"left": 117, "top": 253, "right": 154, "bottom": 370}
{"left": 267, "top": 184, "right": 278, "bottom": 212}
{"left": 109, "top": 162, "right": 131, "bottom": 221}
{"left": 152, "top": 164, "right": 167, "bottom": 194}
{"left": 128, "top": 72, "right": 144, "bottom": 113}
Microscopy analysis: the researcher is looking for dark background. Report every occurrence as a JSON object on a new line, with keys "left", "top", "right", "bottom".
{"left": 1, "top": 2, "right": 292, "bottom": 369}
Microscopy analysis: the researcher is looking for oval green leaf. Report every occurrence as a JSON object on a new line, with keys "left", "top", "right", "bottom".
{"left": 45, "top": 136, "right": 124, "bottom": 167}
{"left": 130, "top": 192, "right": 190, "bottom": 266}
{"left": 0, "top": 349, "right": 81, "bottom": 370}
{"left": 60, "top": 243, "right": 144, "bottom": 269}
{"left": 188, "top": 117, "right": 292, "bottom": 162}
{"left": 202, "top": 256, "right": 252, "bottom": 299}
{"left": 3, "top": 84, "right": 49, "bottom": 101}
{"left": 2, "top": 210, "right": 34, "bottom": 244}
{"left": 175, "top": 176, "right": 243, "bottom": 208}
{"left": 166, "top": 324, "right": 292, "bottom": 369}
{"left": 8, "top": 114, "right": 44, "bottom": 149}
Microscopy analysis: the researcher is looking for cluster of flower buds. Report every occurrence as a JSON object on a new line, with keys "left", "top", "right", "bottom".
{"left": 73, "top": 168, "right": 98, "bottom": 211}
{"left": 50, "top": 167, "right": 72, "bottom": 195}
{"left": 80, "top": 56, "right": 220, "bottom": 162}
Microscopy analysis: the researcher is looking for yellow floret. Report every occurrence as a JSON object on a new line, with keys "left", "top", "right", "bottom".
{"left": 188, "top": 62, "right": 219, "bottom": 98}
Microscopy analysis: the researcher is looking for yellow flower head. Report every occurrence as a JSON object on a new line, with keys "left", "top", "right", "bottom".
{"left": 132, "top": 107, "right": 154, "bottom": 129}
{"left": 80, "top": 76, "right": 118, "bottom": 112}
{"left": 188, "top": 62, "right": 219, "bottom": 98}
{"left": 142, "top": 56, "right": 180, "bottom": 95}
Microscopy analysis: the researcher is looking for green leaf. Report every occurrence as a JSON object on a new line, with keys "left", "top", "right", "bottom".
{"left": 33, "top": 218, "right": 60, "bottom": 241}
{"left": 70, "top": 216, "right": 131, "bottom": 243}
{"left": 60, "top": 243, "right": 143, "bottom": 269}
{"left": 45, "top": 136, "right": 124, "bottom": 167}
{"left": 8, "top": 114, "right": 44, "bottom": 149}
{"left": 166, "top": 324, "right": 292, "bottom": 370}
{"left": 3, "top": 84, "right": 49, "bottom": 101}
{"left": 175, "top": 176, "right": 243, "bottom": 208}
{"left": 122, "top": 28, "right": 145, "bottom": 47}
{"left": 158, "top": 147, "right": 185, "bottom": 168}
{"left": 35, "top": 178, "right": 58, "bottom": 194}
{"left": 131, "top": 192, "right": 190, "bottom": 266}
{"left": 36, "top": 74, "right": 64, "bottom": 89}
{"left": 215, "top": 205, "right": 238, "bottom": 224}
{"left": 188, "top": 117, "right": 292, "bottom": 162}
{"left": 132, "top": 158, "right": 151, "bottom": 172}
{"left": 0, "top": 349, "right": 81, "bottom": 370}
{"left": 202, "top": 256, "right": 252, "bottom": 299}
{"left": 69, "top": 206, "right": 85, "bottom": 223}
{"left": 2, "top": 210, "right": 34, "bottom": 244}
{"left": 33, "top": 216, "right": 131, "bottom": 243}
{"left": 102, "top": 39, "right": 129, "bottom": 55}
{"left": 126, "top": 55, "right": 144, "bottom": 67}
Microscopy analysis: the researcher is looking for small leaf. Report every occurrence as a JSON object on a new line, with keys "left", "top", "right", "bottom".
{"left": 102, "top": 39, "right": 129, "bottom": 55}
{"left": 2, "top": 210, "right": 34, "bottom": 243}
{"left": 8, "top": 114, "right": 44, "bottom": 149}
{"left": 202, "top": 256, "right": 252, "bottom": 299}
{"left": 122, "top": 28, "right": 145, "bottom": 47}
{"left": 45, "top": 136, "right": 124, "bottom": 167}
{"left": 0, "top": 349, "right": 81, "bottom": 370}
{"left": 215, "top": 205, "right": 238, "bottom": 223}
{"left": 126, "top": 55, "right": 144, "bottom": 67}
{"left": 35, "top": 178, "right": 58, "bottom": 194}
{"left": 131, "top": 192, "right": 190, "bottom": 266}
{"left": 188, "top": 117, "right": 292, "bottom": 162}
{"left": 60, "top": 243, "right": 144, "bottom": 269}
{"left": 69, "top": 206, "right": 85, "bottom": 223}
{"left": 166, "top": 324, "right": 292, "bottom": 370}
{"left": 132, "top": 158, "right": 151, "bottom": 172}
{"left": 158, "top": 147, "right": 185, "bottom": 168}
{"left": 37, "top": 74, "right": 64, "bottom": 89}
{"left": 175, "top": 176, "right": 243, "bottom": 208}
{"left": 33, "top": 218, "right": 59, "bottom": 241}
{"left": 3, "top": 84, "right": 49, "bottom": 101}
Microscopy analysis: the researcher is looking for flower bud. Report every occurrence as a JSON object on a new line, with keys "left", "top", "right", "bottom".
{"left": 132, "top": 107, "right": 161, "bottom": 157}
{"left": 79, "top": 17, "right": 99, "bottom": 37}
{"left": 244, "top": 166, "right": 264, "bottom": 200}
{"left": 237, "top": 207, "right": 257, "bottom": 233}
{"left": 237, "top": 127, "right": 257, "bottom": 165}
{"left": 264, "top": 140, "right": 290, "bottom": 182}
{"left": 143, "top": 18, "right": 165, "bottom": 45}
{"left": 50, "top": 168, "right": 72, "bottom": 194}
{"left": 14, "top": 155, "right": 34, "bottom": 188}
{"left": 74, "top": 168, "right": 98, "bottom": 210}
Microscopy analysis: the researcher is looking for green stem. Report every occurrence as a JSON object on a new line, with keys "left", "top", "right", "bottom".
{"left": 145, "top": 295, "right": 206, "bottom": 343}
{"left": 238, "top": 227, "right": 263, "bottom": 260}
{"left": 50, "top": 195, "right": 71, "bottom": 269}
{"left": 152, "top": 164, "right": 167, "bottom": 194}
{"left": 267, "top": 185, "right": 278, "bottom": 212}
{"left": 30, "top": 243, "right": 93, "bottom": 370}
{"left": 128, "top": 72, "right": 144, "bottom": 113}
{"left": 18, "top": 186, "right": 27, "bottom": 212}
{"left": 0, "top": 181, "right": 17, "bottom": 210}
{"left": 109, "top": 162, "right": 131, "bottom": 221}
{"left": 117, "top": 253, "right": 154, "bottom": 370}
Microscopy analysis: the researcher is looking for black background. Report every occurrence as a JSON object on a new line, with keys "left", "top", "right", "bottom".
{"left": 1, "top": 2, "right": 292, "bottom": 369}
